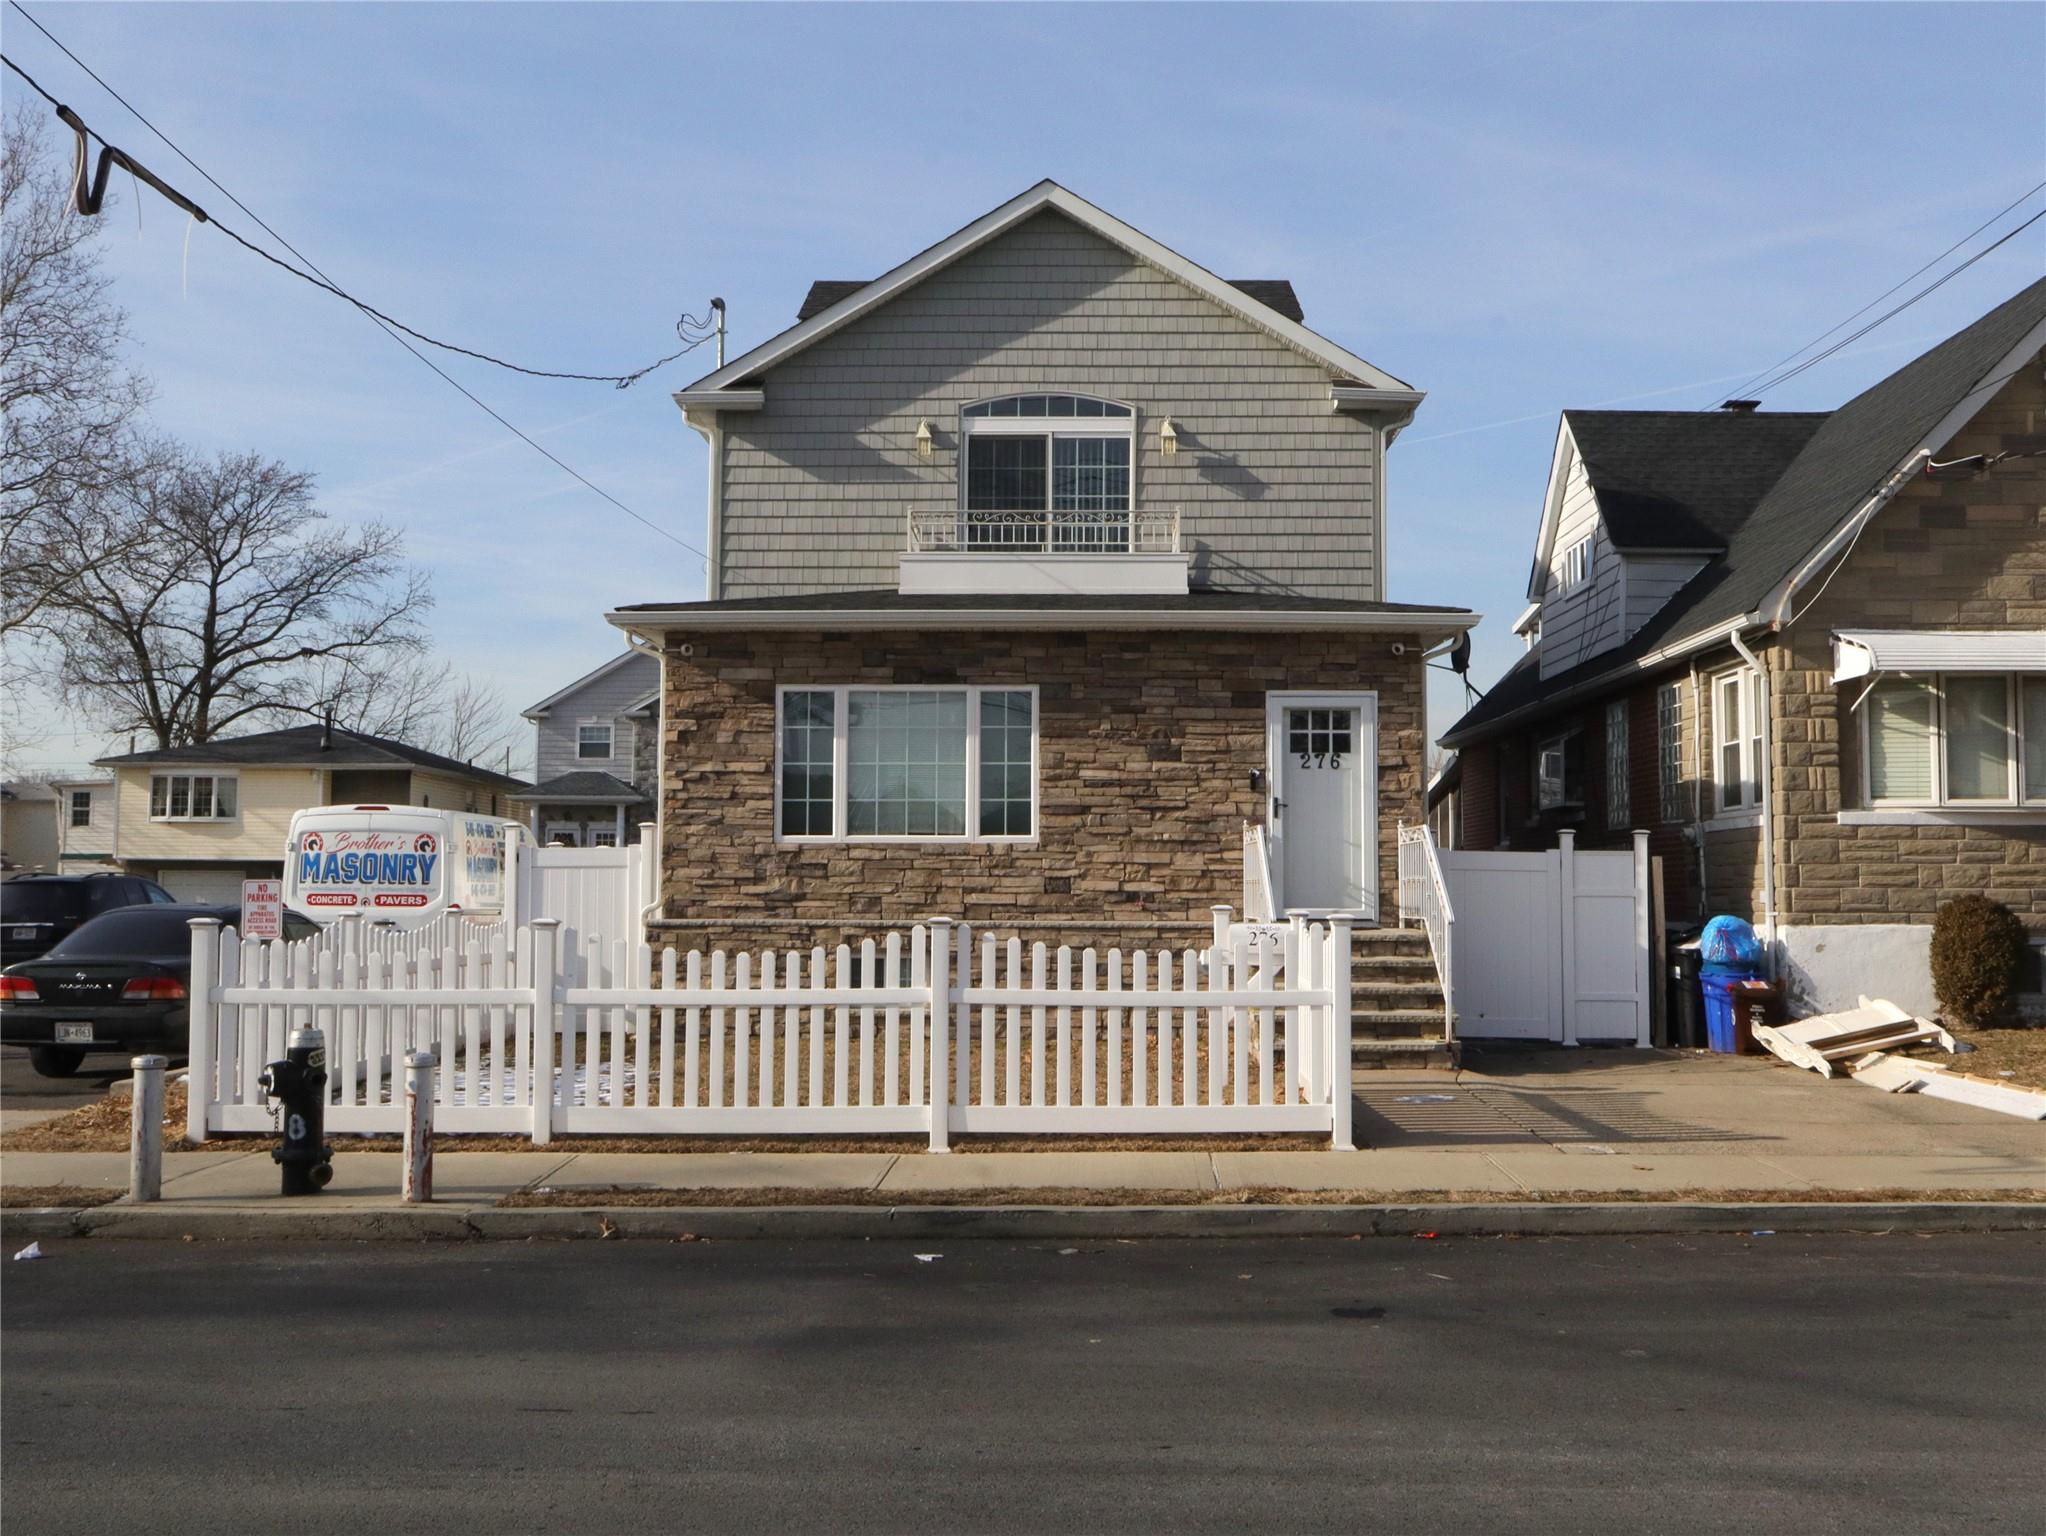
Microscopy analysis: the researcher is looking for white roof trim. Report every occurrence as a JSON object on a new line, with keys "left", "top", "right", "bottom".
{"left": 521, "top": 648, "right": 656, "bottom": 719}
{"left": 609, "top": 605, "right": 1477, "bottom": 637}
{"left": 675, "top": 181, "right": 1416, "bottom": 401}
{"left": 1526, "top": 417, "right": 1578, "bottom": 602}
{"left": 1832, "top": 629, "right": 2046, "bottom": 683}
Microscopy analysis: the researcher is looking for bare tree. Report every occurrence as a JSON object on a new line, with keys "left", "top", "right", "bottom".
{"left": 41, "top": 444, "right": 432, "bottom": 746}
{"left": 0, "top": 106, "right": 151, "bottom": 641}
{"left": 289, "top": 655, "right": 519, "bottom": 768}
{"left": 439, "top": 673, "right": 518, "bottom": 766}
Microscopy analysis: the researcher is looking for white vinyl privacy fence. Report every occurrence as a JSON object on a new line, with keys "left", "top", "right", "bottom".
{"left": 188, "top": 913, "right": 1355, "bottom": 1149}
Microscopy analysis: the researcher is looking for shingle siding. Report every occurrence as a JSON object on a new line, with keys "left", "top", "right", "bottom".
{"left": 532, "top": 651, "right": 660, "bottom": 790}
{"left": 716, "top": 210, "right": 1381, "bottom": 600}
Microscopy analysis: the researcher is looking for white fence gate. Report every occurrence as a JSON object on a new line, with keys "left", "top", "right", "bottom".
{"left": 187, "top": 913, "right": 1356, "bottom": 1148}
{"left": 510, "top": 836, "right": 653, "bottom": 986}
{"left": 1438, "top": 830, "right": 1651, "bottom": 1046}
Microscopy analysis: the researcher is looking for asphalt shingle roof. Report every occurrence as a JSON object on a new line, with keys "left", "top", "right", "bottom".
{"left": 1567, "top": 410, "right": 1828, "bottom": 551}
{"left": 95, "top": 724, "right": 529, "bottom": 791}
{"left": 1443, "top": 275, "right": 2046, "bottom": 748}
{"left": 517, "top": 771, "right": 649, "bottom": 802}
{"left": 796, "top": 277, "right": 1304, "bottom": 324}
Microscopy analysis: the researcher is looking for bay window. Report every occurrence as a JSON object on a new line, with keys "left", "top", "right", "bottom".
{"left": 1864, "top": 674, "right": 2046, "bottom": 807}
{"left": 777, "top": 686, "right": 1037, "bottom": 842}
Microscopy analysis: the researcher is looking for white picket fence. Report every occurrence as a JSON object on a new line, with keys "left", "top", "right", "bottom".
{"left": 187, "top": 912, "right": 1355, "bottom": 1148}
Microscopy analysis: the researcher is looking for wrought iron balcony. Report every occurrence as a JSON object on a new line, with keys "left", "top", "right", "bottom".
{"left": 905, "top": 506, "right": 1181, "bottom": 556}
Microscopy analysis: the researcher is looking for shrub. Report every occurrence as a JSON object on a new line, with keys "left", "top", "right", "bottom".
{"left": 1929, "top": 896, "right": 2028, "bottom": 1026}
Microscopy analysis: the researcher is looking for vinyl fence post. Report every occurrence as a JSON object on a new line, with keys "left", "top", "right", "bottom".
{"left": 927, "top": 918, "right": 953, "bottom": 1153}
{"left": 403, "top": 1051, "right": 436, "bottom": 1202}
{"left": 128, "top": 1054, "right": 166, "bottom": 1201}
{"left": 529, "top": 918, "right": 561, "bottom": 1147}
{"left": 1328, "top": 918, "right": 1354, "bottom": 1151}
{"left": 185, "top": 918, "right": 220, "bottom": 1146}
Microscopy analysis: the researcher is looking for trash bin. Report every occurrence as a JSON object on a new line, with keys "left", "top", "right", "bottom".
{"left": 1670, "top": 940, "right": 1706, "bottom": 1049}
{"left": 1729, "top": 978, "right": 1781, "bottom": 1054}
{"left": 1698, "top": 916, "right": 1766, "bottom": 1054}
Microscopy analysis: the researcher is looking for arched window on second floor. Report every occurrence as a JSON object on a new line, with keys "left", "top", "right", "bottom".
{"left": 958, "top": 395, "right": 1135, "bottom": 551}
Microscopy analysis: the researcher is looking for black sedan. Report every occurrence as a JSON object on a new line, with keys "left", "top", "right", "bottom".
{"left": 0, "top": 903, "right": 317, "bottom": 1077}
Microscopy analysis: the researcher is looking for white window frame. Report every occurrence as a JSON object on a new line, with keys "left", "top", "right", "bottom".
{"left": 1860, "top": 671, "right": 2044, "bottom": 810}
{"left": 1711, "top": 667, "right": 1761, "bottom": 814}
{"left": 576, "top": 720, "right": 615, "bottom": 762}
{"left": 958, "top": 395, "right": 1138, "bottom": 512}
{"left": 1655, "top": 682, "right": 1684, "bottom": 824}
{"left": 1559, "top": 535, "right": 1592, "bottom": 594}
{"left": 774, "top": 684, "right": 1040, "bottom": 846}
{"left": 543, "top": 822, "right": 581, "bottom": 847}
{"left": 68, "top": 790, "right": 92, "bottom": 828}
{"left": 588, "top": 828, "right": 620, "bottom": 848}
{"left": 147, "top": 772, "right": 239, "bottom": 822}
{"left": 1605, "top": 698, "right": 1631, "bottom": 830}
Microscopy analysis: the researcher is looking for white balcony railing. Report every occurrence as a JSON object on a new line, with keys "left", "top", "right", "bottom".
{"left": 906, "top": 506, "right": 1180, "bottom": 555}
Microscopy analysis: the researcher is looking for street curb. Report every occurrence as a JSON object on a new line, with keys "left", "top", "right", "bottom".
{"left": 4, "top": 1199, "right": 2043, "bottom": 1243}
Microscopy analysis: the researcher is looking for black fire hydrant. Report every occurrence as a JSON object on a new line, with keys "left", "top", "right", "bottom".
{"left": 259, "top": 1027, "right": 335, "bottom": 1196}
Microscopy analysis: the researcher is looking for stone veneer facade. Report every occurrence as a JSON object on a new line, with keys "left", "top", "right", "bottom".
{"left": 652, "top": 626, "right": 1427, "bottom": 953}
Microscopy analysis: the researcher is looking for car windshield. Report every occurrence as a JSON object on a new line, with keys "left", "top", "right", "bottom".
{"left": 46, "top": 909, "right": 208, "bottom": 959}
{"left": 1, "top": 883, "right": 87, "bottom": 923}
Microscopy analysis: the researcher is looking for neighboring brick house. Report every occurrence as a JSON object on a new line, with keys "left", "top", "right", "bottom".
{"left": 1441, "top": 276, "right": 2046, "bottom": 1016}
{"left": 606, "top": 182, "right": 1476, "bottom": 966}
{"left": 514, "top": 647, "right": 659, "bottom": 846}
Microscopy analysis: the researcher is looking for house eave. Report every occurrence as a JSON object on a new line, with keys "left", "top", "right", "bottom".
{"left": 609, "top": 605, "right": 1479, "bottom": 640}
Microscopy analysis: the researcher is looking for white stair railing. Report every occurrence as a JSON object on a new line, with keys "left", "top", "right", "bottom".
{"left": 1396, "top": 822, "right": 1456, "bottom": 1041}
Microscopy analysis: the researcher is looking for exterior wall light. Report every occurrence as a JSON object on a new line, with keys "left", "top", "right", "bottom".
{"left": 914, "top": 419, "right": 934, "bottom": 458}
{"left": 1159, "top": 417, "right": 1178, "bottom": 456}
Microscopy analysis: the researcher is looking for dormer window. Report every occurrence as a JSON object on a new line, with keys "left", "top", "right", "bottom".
{"left": 959, "top": 394, "right": 1135, "bottom": 552}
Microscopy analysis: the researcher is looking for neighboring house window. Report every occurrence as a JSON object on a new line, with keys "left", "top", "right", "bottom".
{"left": 148, "top": 773, "right": 237, "bottom": 820}
{"left": 1559, "top": 535, "right": 1592, "bottom": 593}
{"left": 1656, "top": 682, "right": 1683, "bottom": 823}
{"left": 68, "top": 791, "right": 91, "bottom": 828}
{"left": 589, "top": 829, "right": 619, "bottom": 848}
{"left": 1605, "top": 700, "right": 1630, "bottom": 829}
{"left": 1865, "top": 674, "right": 2046, "bottom": 806}
{"left": 1712, "top": 669, "right": 1762, "bottom": 812}
{"left": 960, "top": 395, "right": 1135, "bottom": 552}
{"left": 776, "top": 686, "right": 1038, "bottom": 842}
{"left": 1535, "top": 732, "right": 1578, "bottom": 811}
{"left": 577, "top": 722, "right": 614, "bottom": 760}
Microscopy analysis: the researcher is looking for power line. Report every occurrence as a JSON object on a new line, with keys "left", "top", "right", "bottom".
{"left": 2, "top": 32, "right": 709, "bottom": 562}
{"left": 1716, "top": 180, "right": 2046, "bottom": 406}
{"left": 1742, "top": 205, "right": 2046, "bottom": 399}
{"left": 5, "top": 6, "right": 709, "bottom": 390}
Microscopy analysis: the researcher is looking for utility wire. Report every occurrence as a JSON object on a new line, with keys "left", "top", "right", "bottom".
{"left": 1743, "top": 206, "right": 2046, "bottom": 399}
{"left": 3, "top": 34, "right": 709, "bottom": 561}
{"left": 1716, "top": 180, "right": 2046, "bottom": 406}
{"left": 5, "top": 5, "right": 708, "bottom": 390}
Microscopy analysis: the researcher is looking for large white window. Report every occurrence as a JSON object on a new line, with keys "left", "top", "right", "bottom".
{"left": 1712, "top": 668, "right": 1761, "bottom": 812}
{"left": 960, "top": 395, "right": 1135, "bottom": 552}
{"left": 576, "top": 722, "right": 614, "bottom": 761}
{"left": 1656, "top": 682, "right": 1684, "bottom": 823}
{"left": 148, "top": 773, "right": 237, "bottom": 821}
{"left": 777, "top": 686, "right": 1038, "bottom": 842}
{"left": 1605, "top": 699, "right": 1631, "bottom": 829}
{"left": 1864, "top": 674, "right": 2046, "bottom": 807}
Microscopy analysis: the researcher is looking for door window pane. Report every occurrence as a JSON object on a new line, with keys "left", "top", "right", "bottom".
{"left": 2025, "top": 679, "right": 2046, "bottom": 801}
{"left": 1944, "top": 675, "right": 2011, "bottom": 800}
{"left": 1867, "top": 679, "right": 1934, "bottom": 800}
{"left": 847, "top": 691, "right": 967, "bottom": 837}
{"left": 977, "top": 691, "right": 1034, "bottom": 837}
{"left": 779, "top": 691, "right": 835, "bottom": 836}
{"left": 965, "top": 436, "right": 1047, "bottom": 512}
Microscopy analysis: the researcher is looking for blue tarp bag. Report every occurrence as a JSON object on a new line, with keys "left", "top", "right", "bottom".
{"left": 1698, "top": 915, "right": 1764, "bottom": 977}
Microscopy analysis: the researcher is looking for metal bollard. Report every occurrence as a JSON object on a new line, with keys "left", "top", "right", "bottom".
{"left": 403, "top": 1051, "right": 436, "bottom": 1203}
{"left": 128, "top": 1055, "right": 166, "bottom": 1202}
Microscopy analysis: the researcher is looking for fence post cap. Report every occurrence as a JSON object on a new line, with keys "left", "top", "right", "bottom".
{"left": 925, "top": 915, "right": 955, "bottom": 928}
{"left": 529, "top": 917, "right": 563, "bottom": 929}
{"left": 130, "top": 1054, "right": 168, "bottom": 1070}
{"left": 186, "top": 916, "right": 222, "bottom": 929}
{"left": 405, "top": 1050, "right": 438, "bottom": 1068}
{"left": 1210, "top": 903, "right": 1234, "bottom": 915}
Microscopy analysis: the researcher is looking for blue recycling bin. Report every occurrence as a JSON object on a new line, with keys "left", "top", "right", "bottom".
{"left": 1701, "top": 974, "right": 1743, "bottom": 1053}
{"left": 1697, "top": 916, "right": 1766, "bottom": 1053}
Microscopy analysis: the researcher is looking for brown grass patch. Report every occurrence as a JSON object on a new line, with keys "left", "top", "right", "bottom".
{"left": 0, "top": 1185, "right": 121, "bottom": 1209}
{"left": 498, "top": 1184, "right": 2045, "bottom": 1209}
{"left": 1918, "top": 1023, "right": 2046, "bottom": 1091}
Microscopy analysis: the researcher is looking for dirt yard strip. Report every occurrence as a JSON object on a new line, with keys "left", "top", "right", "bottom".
{"left": 497, "top": 1184, "right": 2045, "bottom": 1209}
{"left": 1, "top": 1186, "right": 122, "bottom": 1210}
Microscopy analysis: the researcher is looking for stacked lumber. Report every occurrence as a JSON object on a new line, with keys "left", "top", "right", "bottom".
{"left": 1847, "top": 1052, "right": 2046, "bottom": 1121}
{"left": 1751, "top": 997, "right": 1956, "bottom": 1078}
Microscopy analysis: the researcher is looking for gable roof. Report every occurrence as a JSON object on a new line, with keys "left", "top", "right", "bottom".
{"left": 679, "top": 182, "right": 1416, "bottom": 406}
{"left": 94, "top": 724, "right": 529, "bottom": 791}
{"left": 521, "top": 646, "right": 657, "bottom": 718}
{"left": 514, "top": 770, "right": 649, "bottom": 804}
{"left": 1445, "top": 274, "right": 2046, "bottom": 749}
{"left": 795, "top": 275, "right": 1305, "bottom": 325}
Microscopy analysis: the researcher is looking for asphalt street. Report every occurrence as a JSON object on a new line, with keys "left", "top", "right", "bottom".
{"left": 0, "top": 1044, "right": 147, "bottom": 1113}
{"left": 4, "top": 1233, "right": 2042, "bottom": 1534}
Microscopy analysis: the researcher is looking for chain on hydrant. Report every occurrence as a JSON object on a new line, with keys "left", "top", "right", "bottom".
{"left": 258, "top": 1026, "right": 335, "bottom": 1196}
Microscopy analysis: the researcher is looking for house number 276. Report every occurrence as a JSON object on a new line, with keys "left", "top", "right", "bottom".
{"left": 1299, "top": 752, "right": 1342, "bottom": 770}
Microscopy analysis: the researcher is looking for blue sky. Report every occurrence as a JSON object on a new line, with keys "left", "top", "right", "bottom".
{"left": 7, "top": 1, "right": 2043, "bottom": 772}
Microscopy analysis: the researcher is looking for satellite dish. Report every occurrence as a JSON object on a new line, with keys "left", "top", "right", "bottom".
{"left": 1449, "top": 632, "right": 1472, "bottom": 674}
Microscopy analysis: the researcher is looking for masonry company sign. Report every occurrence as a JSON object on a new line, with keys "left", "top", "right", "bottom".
{"left": 294, "top": 830, "right": 440, "bottom": 911}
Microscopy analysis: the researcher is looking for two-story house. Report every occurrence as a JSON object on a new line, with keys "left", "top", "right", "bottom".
{"left": 1441, "top": 275, "right": 2046, "bottom": 1016}
{"left": 605, "top": 182, "right": 1477, "bottom": 968}
{"left": 93, "top": 723, "right": 529, "bottom": 900}
{"left": 514, "top": 647, "right": 660, "bottom": 845}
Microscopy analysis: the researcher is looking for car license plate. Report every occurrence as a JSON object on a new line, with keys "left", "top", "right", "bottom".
{"left": 55, "top": 1023, "right": 95, "bottom": 1044}
{"left": 10, "top": 926, "right": 35, "bottom": 942}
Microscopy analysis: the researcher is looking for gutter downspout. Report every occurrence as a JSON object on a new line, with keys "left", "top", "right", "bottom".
{"left": 1728, "top": 631, "right": 1778, "bottom": 980}
{"left": 625, "top": 629, "right": 667, "bottom": 933}
{"left": 679, "top": 404, "right": 723, "bottom": 600}
{"left": 1687, "top": 660, "right": 1707, "bottom": 918}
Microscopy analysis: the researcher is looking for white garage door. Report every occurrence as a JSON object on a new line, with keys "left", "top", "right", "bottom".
{"left": 159, "top": 867, "right": 247, "bottom": 904}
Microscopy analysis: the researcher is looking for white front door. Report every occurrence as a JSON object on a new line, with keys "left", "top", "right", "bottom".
{"left": 1267, "top": 693, "right": 1377, "bottom": 918}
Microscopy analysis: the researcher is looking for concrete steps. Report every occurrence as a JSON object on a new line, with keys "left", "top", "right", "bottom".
{"left": 1349, "top": 925, "right": 1453, "bottom": 1068}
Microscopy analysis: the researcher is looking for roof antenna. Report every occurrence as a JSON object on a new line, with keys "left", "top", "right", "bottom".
{"left": 321, "top": 713, "right": 334, "bottom": 751}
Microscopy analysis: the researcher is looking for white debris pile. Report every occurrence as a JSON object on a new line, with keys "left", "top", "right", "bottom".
{"left": 1755, "top": 995, "right": 2046, "bottom": 1121}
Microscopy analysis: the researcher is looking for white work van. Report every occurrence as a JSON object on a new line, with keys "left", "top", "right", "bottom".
{"left": 284, "top": 806, "right": 515, "bottom": 928}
